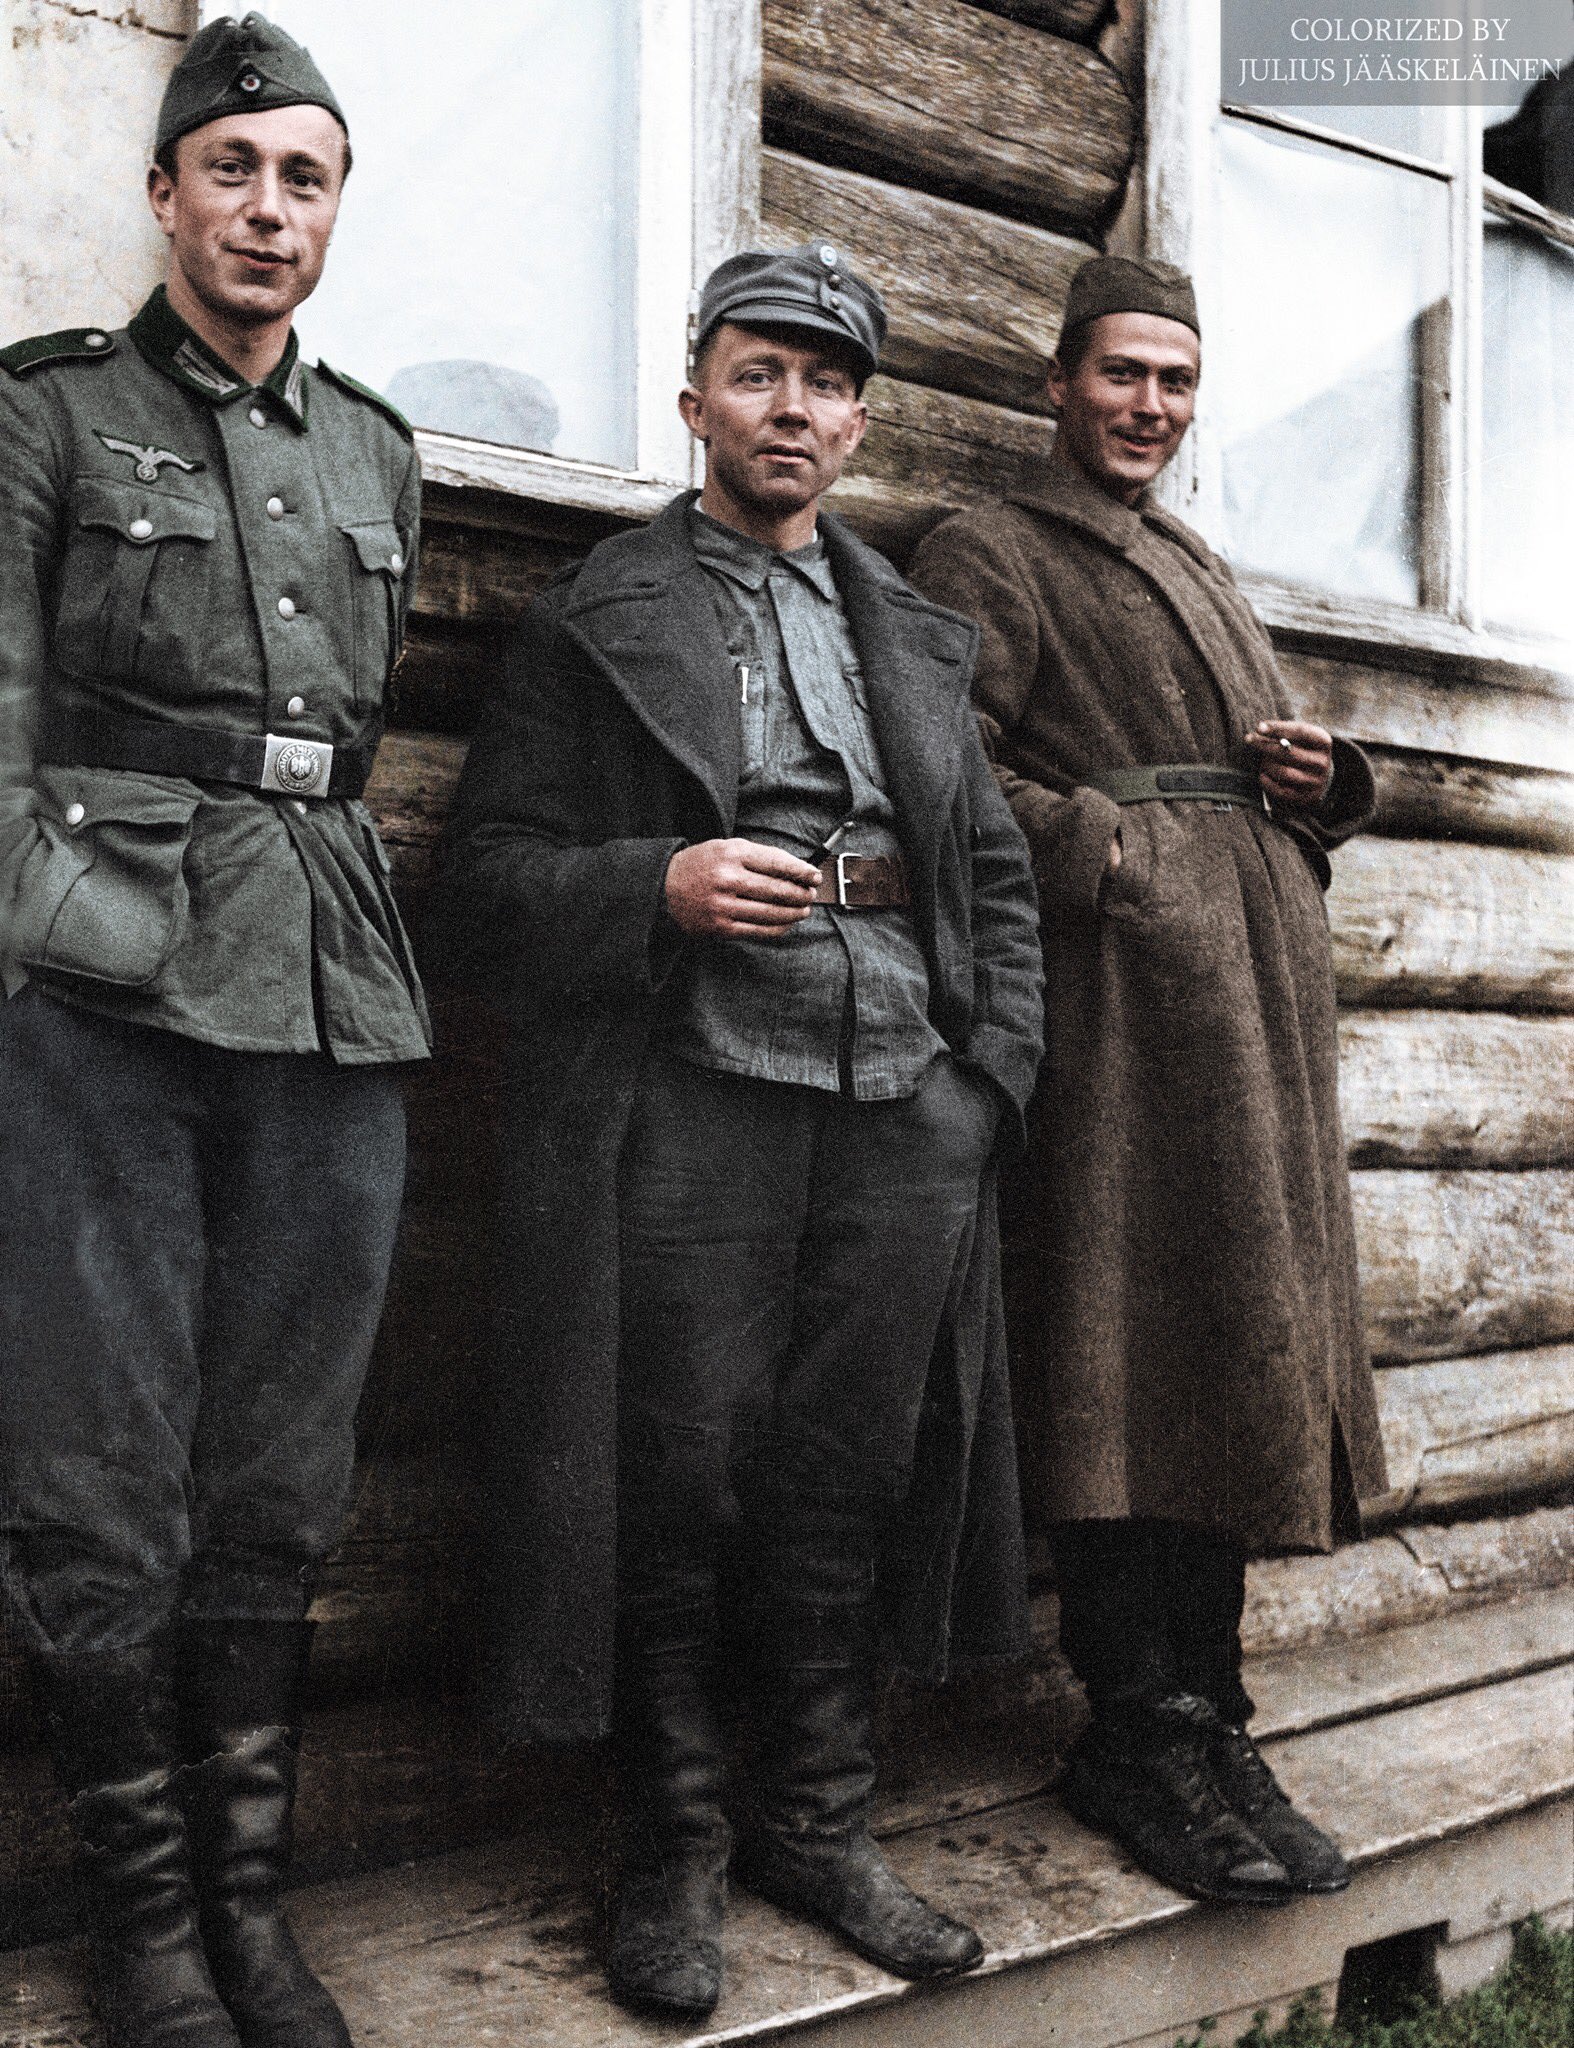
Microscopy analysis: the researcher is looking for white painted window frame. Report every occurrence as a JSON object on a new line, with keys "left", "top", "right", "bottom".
{"left": 422, "top": 0, "right": 760, "bottom": 513}
{"left": 214, "top": 0, "right": 761, "bottom": 518}
{"left": 1144, "top": 0, "right": 1571, "bottom": 680}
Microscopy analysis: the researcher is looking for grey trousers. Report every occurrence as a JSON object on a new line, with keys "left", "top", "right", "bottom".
{"left": 0, "top": 986, "right": 405, "bottom": 1655}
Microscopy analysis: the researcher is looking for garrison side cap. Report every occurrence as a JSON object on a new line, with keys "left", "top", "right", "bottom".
{"left": 1059, "top": 255, "right": 1201, "bottom": 347}
{"left": 156, "top": 12, "right": 347, "bottom": 154}
{"left": 695, "top": 242, "right": 886, "bottom": 379}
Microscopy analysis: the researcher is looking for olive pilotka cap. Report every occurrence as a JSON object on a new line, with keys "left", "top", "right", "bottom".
{"left": 1058, "top": 255, "right": 1200, "bottom": 347}
{"left": 695, "top": 242, "right": 887, "bottom": 380}
{"left": 156, "top": 12, "right": 347, "bottom": 153}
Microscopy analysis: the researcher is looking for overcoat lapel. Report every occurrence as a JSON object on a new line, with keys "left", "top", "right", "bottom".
{"left": 819, "top": 512, "right": 975, "bottom": 888}
{"left": 556, "top": 495, "right": 743, "bottom": 833}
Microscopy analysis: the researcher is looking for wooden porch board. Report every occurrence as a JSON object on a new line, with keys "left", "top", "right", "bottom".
{"left": 3, "top": 1650, "right": 1567, "bottom": 2047}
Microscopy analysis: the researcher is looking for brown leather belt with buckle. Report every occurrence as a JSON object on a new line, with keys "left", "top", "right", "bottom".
{"left": 810, "top": 853, "right": 911, "bottom": 908}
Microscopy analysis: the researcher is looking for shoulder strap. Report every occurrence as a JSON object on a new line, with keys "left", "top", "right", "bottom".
{"left": 315, "top": 360, "right": 415, "bottom": 441}
{"left": 0, "top": 328, "right": 117, "bottom": 378}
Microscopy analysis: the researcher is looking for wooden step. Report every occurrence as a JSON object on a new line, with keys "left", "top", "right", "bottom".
{"left": 3, "top": 1631, "right": 1567, "bottom": 2046}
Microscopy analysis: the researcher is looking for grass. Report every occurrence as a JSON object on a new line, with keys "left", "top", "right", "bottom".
{"left": 1176, "top": 1918, "right": 1573, "bottom": 2048}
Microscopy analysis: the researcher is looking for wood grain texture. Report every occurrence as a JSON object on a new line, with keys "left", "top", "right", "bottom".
{"left": 1352, "top": 1168, "right": 1574, "bottom": 1363}
{"left": 1328, "top": 838, "right": 1574, "bottom": 1013}
{"left": 763, "top": 0, "right": 1136, "bottom": 235}
{"left": 1366, "top": 745, "right": 1574, "bottom": 853}
{"left": 1373, "top": 1345, "right": 1574, "bottom": 1520}
{"left": 1338, "top": 1010, "right": 1574, "bottom": 1169}
{"left": 761, "top": 149, "right": 1091, "bottom": 412}
{"left": 963, "top": 0, "right": 1112, "bottom": 40}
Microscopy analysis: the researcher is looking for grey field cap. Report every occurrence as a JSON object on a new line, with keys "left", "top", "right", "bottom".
{"left": 696, "top": 242, "right": 887, "bottom": 378}
{"left": 156, "top": 12, "right": 347, "bottom": 153}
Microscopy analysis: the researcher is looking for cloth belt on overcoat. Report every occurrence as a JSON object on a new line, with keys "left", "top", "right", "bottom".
{"left": 1082, "top": 765, "right": 1265, "bottom": 809}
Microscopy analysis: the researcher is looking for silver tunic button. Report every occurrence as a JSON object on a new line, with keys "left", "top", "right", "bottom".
{"left": 277, "top": 596, "right": 296, "bottom": 620}
{"left": 84, "top": 331, "right": 109, "bottom": 350}
{"left": 266, "top": 496, "right": 285, "bottom": 520}
{"left": 286, "top": 695, "right": 306, "bottom": 718}
{"left": 64, "top": 801, "right": 86, "bottom": 827}
{"left": 249, "top": 407, "right": 268, "bottom": 429}
{"left": 818, "top": 244, "right": 837, "bottom": 268}
{"left": 128, "top": 517, "right": 154, "bottom": 540}
{"left": 389, "top": 550, "right": 403, "bottom": 572}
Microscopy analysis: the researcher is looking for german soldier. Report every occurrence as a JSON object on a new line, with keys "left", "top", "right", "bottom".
{"left": 0, "top": 17, "right": 426, "bottom": 2046}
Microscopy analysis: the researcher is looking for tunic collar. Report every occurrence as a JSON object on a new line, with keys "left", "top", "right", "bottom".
{"left": 128, "top": 286, "right": 308, "bottom": 428}
{"left": 1009, "top": 439, "right": 1224, "bottom": 574}
{"left": 688, "top": 502, "right": 838, "bottom": 602}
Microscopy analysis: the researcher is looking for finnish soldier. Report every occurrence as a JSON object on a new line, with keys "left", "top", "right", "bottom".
{"left": 0, "top": 17, "right": 426, "bottom": 2047}
{"left": 910, "top": 256, "right": 1388, "bottom": 1908}
{"left": 442, "top": 246, "right": 1044, "bottom": 2019}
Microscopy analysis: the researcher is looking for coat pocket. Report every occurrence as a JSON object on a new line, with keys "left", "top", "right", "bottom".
{"left": 14, "top": 766, "right": 201, "bottom": 987}
{"left": 53, "top": 477, "right": 217, "bottom": 685}
{"left": 339, "top": 518, "right": 407, "bottom": 709}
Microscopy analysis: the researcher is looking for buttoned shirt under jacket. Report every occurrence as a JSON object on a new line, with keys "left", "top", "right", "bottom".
{"left": 0, "top": 287, "right": 430, "bottom": 1063}
{"left": 668, "top": 505, "right": 944, "bottom": 1099}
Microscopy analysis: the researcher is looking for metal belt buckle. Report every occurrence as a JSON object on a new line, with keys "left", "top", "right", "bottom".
{"left": 834, "top": 852, "right": 851, "bottom": 907}
{"left": 261, "top": 733, "right": 333, "bottom": 798}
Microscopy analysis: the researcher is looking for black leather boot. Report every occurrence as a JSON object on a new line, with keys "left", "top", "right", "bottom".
{"left": 1208, "top": 1722, "right": 1351, "bottom": 1893}
{"left": 733, "top": 1512, "right": 985, "bottom": 1982}
{"left": 34, "top": 1642, "right": 242, "bottom": 2048}
{"left": 177, "top": 1621, "right": 352, "bottom": 2048}
{"left": 607, "top": 1567, "right": 730, "bottom": 2020}
{"left": 1060, "top": 1693, "right": 1293, "bottom": 1907}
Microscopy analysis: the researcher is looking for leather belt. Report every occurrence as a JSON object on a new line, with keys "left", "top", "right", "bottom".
{"left": 1083, "top": 765, "right": 1265, "bottom": 809}
{"left": 810, "top": 852, "right": 911, "bottom": 908}
{"left": 39, "top": 710, "right": 377, "bottom": 800}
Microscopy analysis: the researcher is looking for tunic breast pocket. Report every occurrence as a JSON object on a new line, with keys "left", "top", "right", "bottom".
{"left": 53, "top": 476, "right": 216, "bottom": 688}
{"left": 339, "top": 518, "right": 407, "bottom": 709}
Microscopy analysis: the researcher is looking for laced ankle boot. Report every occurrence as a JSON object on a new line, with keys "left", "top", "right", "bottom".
{"left": 1060, "top": 1692, "right": 1293, "bottom": 1907}
{"left": 177, "top": 1621, "right": 351, "bottom": 2048}
{"left": 1207, "top": 1721, "right": 1351, "bottom": 1893}
{"left": 607, "top": 1569, "right": 731, "bottom": 2020}
{"left": 733, "top": 1509, "right": 985, "bottom": 1981}
{"left": 34, "top": 1641, "right": 242, "bottom": 2048}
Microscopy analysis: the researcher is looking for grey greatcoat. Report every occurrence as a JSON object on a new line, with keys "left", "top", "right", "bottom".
{"left": 910, "top": 458, "right": 1388, "bottom": 1560}
{"left": 441, "top": 493, "right": 1045, "bottom": 1747}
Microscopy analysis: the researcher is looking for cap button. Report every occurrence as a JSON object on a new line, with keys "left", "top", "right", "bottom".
{"left": 818, "top": 244, "right": 837, "bottom": 268}
{"left": 239, "top": 71, "right": 261, "bottom": 93}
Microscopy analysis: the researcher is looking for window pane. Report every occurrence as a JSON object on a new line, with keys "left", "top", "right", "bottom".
{"left": 1481, "top": 220, "right": 1574, "bottom": 640}
{"left": 1214, "top": 121, "right": 1450, "bottom": 609}
{"left": 240, "top": 1, "right": 639, "bottom": 467}
{"left": 1240, "top": 104, "right": 1449, "bottom": 163}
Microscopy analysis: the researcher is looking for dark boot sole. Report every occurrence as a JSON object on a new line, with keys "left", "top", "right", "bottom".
{"left": 1060, "top": 1790, "right": 1294, "bottom": 1909}
{"left": 608, "top": 1980, "right": 722, "bottom": 2022}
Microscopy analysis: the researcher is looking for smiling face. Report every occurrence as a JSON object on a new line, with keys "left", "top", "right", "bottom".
{"left": 147, "top": 105, "right": 346, "bottom": 345}
{"left": 1047, "top": 312, "right": 1201, "bottom": 505}
{"left": 678, "top": 322, "right": 869, "bottom": 549}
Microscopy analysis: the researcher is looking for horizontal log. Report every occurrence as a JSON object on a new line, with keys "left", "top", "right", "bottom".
{"left": 1328, "top": 837, "right": 1574, "bottom": 1013}
{"left": 762, "top": 149, "right": 1090, "bottom": 412}
{"left": 1338, "top": 1011, "right": 1574, "bottom": 1169}
{"left": 963, "top": 0, "right": 1112, "bottom": 40}
{"left": 1366, "top": 745, "right": 1574, "bottom": 853}
{"left": 763, "top": 0, "right": 1135, "bottom": 236}
{"left": 1352, "top": 1168, "right": 1574, "bottom": 1363}
{"left": 1372, "top": 1345, "right": 1574, "bottom": 1521}
{"left": 1281, "top": 647, "right": 1574, "bottom": 781}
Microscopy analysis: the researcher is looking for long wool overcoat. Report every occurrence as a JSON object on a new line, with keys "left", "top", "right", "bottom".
{"left": 441, "top": 493, "right": 1045, "bottom": 1747}
{"left": 909, "top": 456, "right": 1388, "bottom": 1558}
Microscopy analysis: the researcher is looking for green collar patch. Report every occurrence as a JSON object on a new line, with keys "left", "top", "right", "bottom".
{"left": 127, "top": 287, "right": 307, "bottom": 428}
